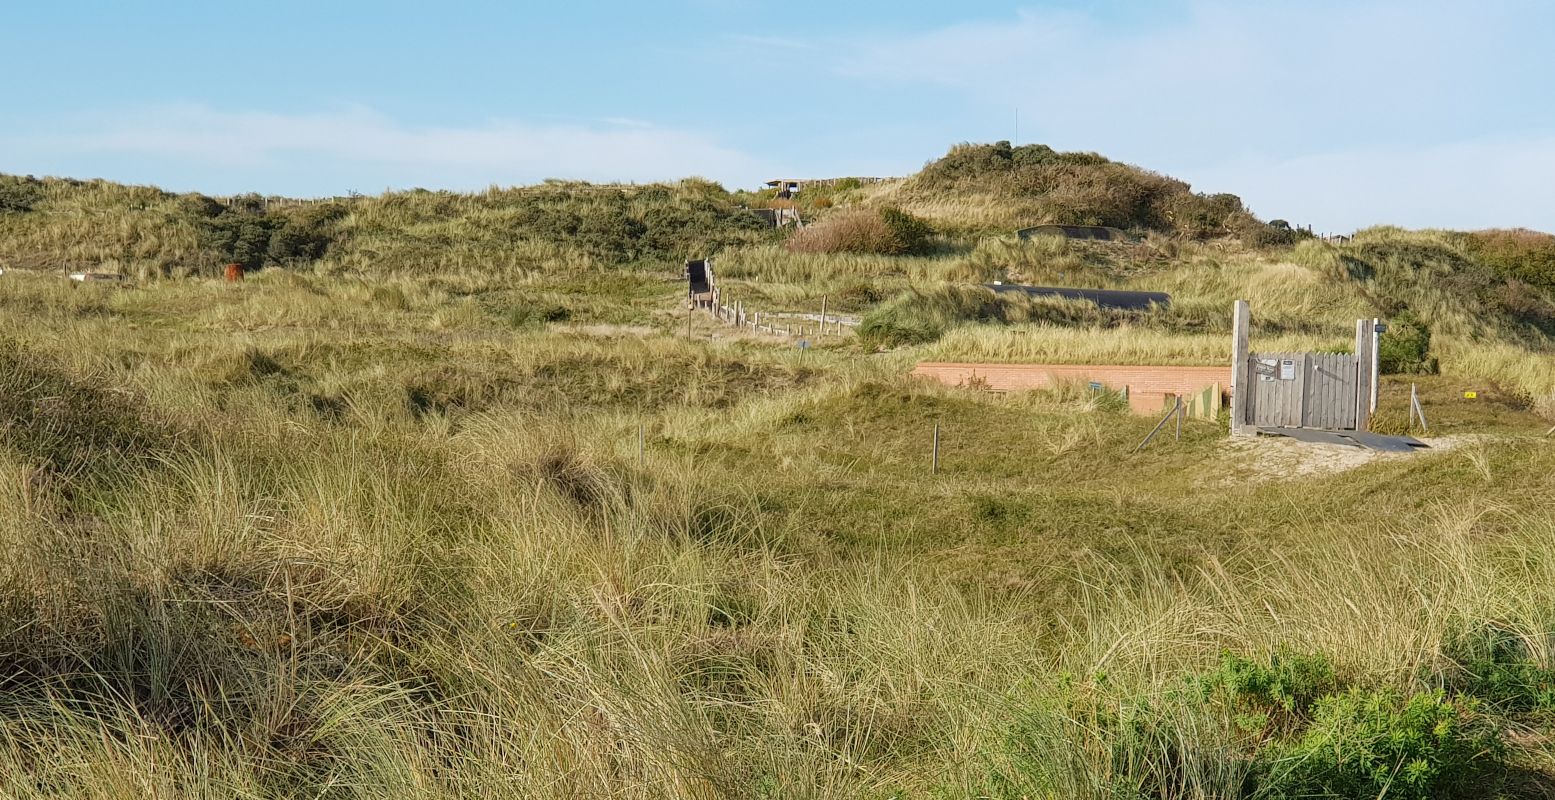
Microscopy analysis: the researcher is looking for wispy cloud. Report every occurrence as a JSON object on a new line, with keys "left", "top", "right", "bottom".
{"left": 3, "top": 105, "right": 770, "bottom": 193}
{"left": 1183, "top": 136, "right": 1555, "bottom": 233}
{"left": 835, "top": 0, "right": 1555, "bottom": 231}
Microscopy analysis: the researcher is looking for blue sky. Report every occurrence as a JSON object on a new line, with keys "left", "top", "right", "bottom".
{"left": 3, "top": 0, "right": 1553, "bottom": 232}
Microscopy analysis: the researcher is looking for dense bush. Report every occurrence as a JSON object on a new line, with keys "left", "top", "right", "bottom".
{"left": 1260, "top": 689, "right": 1502, "bottom": 800}
{"left": 267, "top": 203, "right": 349, "bottom": 264}
{"left": 877, "top": 207, "right": 934, "bottom": 254}
{"left": 785, "top": 208, "right": 934, "bottom": 256}
{"left": 909, "top": 141, "right": 1265, "bottom": 236}
{"left": 197, "top": 210, "right": 279, "bottom": 270}
{"left": 1378, "top": 310, "right": 1436, "bottom": 374}
{"left": 1465, "top": 228, "right": 1555, "bottom": 291}
{"left": 1228, "top": 211, "right": 1298, "bottom": 249}
{"left": 0, "top": 175, "right": 43, "bottom": 214}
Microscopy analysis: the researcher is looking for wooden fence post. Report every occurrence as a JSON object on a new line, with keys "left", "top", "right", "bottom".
{"left": 1355, "top": 319, "right": 1373, "bottom": 432}
{"left": 1230, "top": 300, "right": 1252, "bottom": 436}
{"left": 819, "top": 295, "right": 828, "bottom": 336}
{"left": 1370, "top": 318, "right": 1381, "bottom": 415}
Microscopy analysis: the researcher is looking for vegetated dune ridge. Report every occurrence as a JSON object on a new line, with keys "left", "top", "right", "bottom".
{"left": 1, "top": 143, "right": 1555, "bottom": 797}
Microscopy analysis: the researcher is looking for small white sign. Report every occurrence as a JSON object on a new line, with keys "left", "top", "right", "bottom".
{"left": 1279, "top": 360, "right": 1297, "bottom": 381}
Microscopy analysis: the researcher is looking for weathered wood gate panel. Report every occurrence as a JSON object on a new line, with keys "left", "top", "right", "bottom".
{"left": 1247, "top": 352, "right": 1358, "bottom": 430}
{"left": 1230, "top": 301, "right": 1378, "bottom": 436}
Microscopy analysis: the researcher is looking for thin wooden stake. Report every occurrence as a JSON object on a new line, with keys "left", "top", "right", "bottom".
{"left": 637, "top": 423, "right": 645, "bottom": 466}
{"left": 819, "top": 295, "right": 828, "bottom": 337}
{"left": 1135, "top": 396, "right": 1183, "bottom": 453}
{"left": 931, "top": 423, "right": 940, "bottom": 475}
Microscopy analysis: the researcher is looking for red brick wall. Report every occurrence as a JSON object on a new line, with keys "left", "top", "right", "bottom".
{"left": 912, "top": 362, "right": 1230, "bottom": 415}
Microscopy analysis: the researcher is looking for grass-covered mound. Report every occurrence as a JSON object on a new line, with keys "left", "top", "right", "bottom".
{"left": 0, "top": 174, "right": 773, "bottom": 278}
{"left": 866, "top": 141, "right": 1297, "bottom": 242}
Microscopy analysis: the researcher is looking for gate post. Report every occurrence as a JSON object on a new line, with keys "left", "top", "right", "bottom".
{"left": 1230, "top": 300, "right": 1252, "bottom": 436}
{"left": 1354, "top": 318, "right": 1373, "bottom": 432}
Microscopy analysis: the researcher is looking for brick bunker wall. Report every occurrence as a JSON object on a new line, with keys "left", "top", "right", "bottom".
{"left": 911, "top": 362, "right": 1231, "bottom": 415}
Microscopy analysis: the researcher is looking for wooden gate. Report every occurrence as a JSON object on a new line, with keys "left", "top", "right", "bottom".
{"left": 1246, "top": 352, "right": 1359, "bottom": 430}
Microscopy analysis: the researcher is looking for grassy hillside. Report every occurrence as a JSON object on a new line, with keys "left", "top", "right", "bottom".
{"left": 5, "top": 148, "right": 1555, "bottom": 796}
{"left": 0, "top": 174, "right": 773, "bottom": 279}
{"left": 1, "top": 268, "right": 1554, "bottom": 798}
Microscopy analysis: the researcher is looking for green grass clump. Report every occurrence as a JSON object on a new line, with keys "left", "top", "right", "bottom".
{"left": 0, "top": 339, "right": 179, "bottom": 482}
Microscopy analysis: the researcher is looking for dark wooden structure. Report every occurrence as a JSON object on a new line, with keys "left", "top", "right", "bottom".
{"left": 686, "top": 259, "right": 712, "bottom": 296}
{"left": 765, "top": 179, "right": 802, "bottom": 199}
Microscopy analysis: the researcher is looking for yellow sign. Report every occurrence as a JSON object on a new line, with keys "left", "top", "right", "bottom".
{"left": 1464, "top": 391, "right": 1478, "bottom": 399}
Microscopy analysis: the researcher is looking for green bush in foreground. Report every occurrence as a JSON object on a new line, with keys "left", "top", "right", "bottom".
{"left": 986, "top": 651, "right": 1510, "bottom": 800}
{"left": 1259, "top": 689, "right": 1502, "bottom": 800}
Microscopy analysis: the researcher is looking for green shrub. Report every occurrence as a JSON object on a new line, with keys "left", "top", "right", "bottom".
{"left": 198, "top": 210, "right": 280, "bottom": 270}
{"left": 785, "top": 208, "right": 934, "bottom": 256}
{"left": 877, "top": 206, "right": 934, "bottom": 255}
{"left": 1466, "top": 228, "right": 1555, "bottom": 291}
{"left": 266, "top": 203, "right": 347, "bottom": 264}
{"left": 909, "top": 141, "right": 1268, "bottom": 237}
{"left": 983, "top": 651, "right": 1510, "bottom": 800}
{"left": 1200, "top": 649, "right": 1339, "bottom": 732}
{"left": 1378, "top": 311, "right": 1436, "bottom": 374}
{"left": 0, "top": 175, "right": 43, "bottom": 214}
{"left": 1256, "top": 689, "right": 1503, "bottom": 800}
